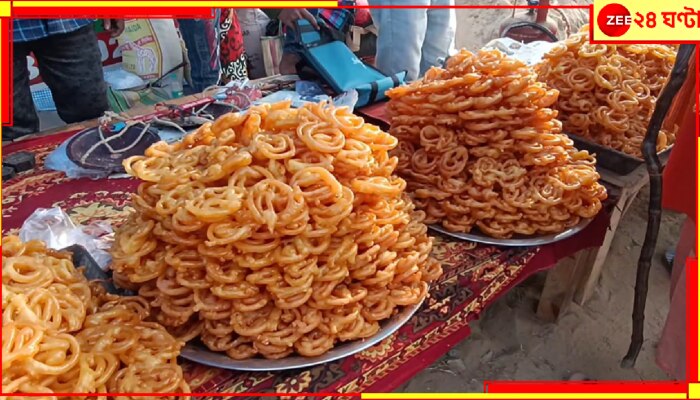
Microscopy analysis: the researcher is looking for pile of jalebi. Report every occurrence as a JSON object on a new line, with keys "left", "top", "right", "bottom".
{"left": 111, "top": 101, "right": 442, "bottom": 360}
{"left": 386, "top": 48, "right": 608, "bottom": 238}
{"left": 536, "top": 25, "right": 677, "bottom": 157}
{"left": 1, "top": 235, "right": 190, "bottom": 399}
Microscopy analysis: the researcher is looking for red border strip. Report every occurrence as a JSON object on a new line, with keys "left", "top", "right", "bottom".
{"left": 484, "top": 382, "right": 686, "bottom": 394}
{"left": 345, "top": 4, "right": 586, "bottom": 8}
{"left": 696, "top": 47, "right": 700, "bottom": 138}
{"left": 12, "top": 7, "right": 214, "bottom": 17}
{"left": 589, "top": 4, "right": 700, "bottom": 44}
{"left": 7, "top": 5, "right": 591, "bottom": 18}
{"left": 687, "top": 257, "right": 698, "bottom": 382}
{"left": 2, "top": 17, "right": 11, "bottom": 125}
{"left": 2, "top": 4, "right": 700, "bottom": 399}
{"left": 23, "top": 394, "right": 358, "bottom": 397}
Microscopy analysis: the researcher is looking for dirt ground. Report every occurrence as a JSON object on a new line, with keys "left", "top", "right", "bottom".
{"left": 398, "top": 1, "right": 683, "bottom": 391}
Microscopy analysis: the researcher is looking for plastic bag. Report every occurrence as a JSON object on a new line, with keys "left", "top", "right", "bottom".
{"left": 119, "top": 19, "right": 185, "bottom": 84}
{"left": 103, "top": 68, "right": 146, "bottom": 91}
{"left": 19, "top": 208, "right": 113, "bottom": 270}
{"left": 481, "top": 38, "right": 557, "bottom": 66}
{"left": 237, "top": 8, "right": 271, "bottom": 79}
{"left": 257, "top": 88, "right": 358, "bottom": 110}
{"left": 296, "top": 80, "right": 325, "bottom": 100}
{"left": 332, "top": 89, "right": 359, "bottom": 111}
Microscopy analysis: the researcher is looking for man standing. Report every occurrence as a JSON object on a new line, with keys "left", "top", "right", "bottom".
{"left": 367, "top": 0, "right": 456, "bottom": 81}
{"left": 6, "top": 19, "right": 123, "bottom": 141}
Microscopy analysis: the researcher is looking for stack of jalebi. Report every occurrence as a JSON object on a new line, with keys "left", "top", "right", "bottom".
{"left": 111, "top": 101, "right": 442, "bottom": 360}
{"left": 1, "top": 235, "right": 190, "bottom": 399}
{"left": 536, "top": 25, "right": 677, "bottom": 157}
{"left": 386, "top": 48, "right": 608, "bottom": 238}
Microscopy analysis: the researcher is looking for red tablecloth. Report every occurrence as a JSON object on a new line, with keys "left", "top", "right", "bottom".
{"left": 1, "top": 131, "right": 609, "bottom": 395}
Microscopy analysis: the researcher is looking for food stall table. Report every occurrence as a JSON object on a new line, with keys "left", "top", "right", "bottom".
{"left": 532, "top": 151, "right": 660, "bottom": 318}
{"left": 2, "top": 114, "right": 610, "bottom": 394}
{"left": 573, "top": 164, "right": 655, "bottom": 305}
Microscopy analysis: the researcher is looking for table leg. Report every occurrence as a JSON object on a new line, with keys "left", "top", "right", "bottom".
{"left": 536, "top": 248, "right": 596, "bottom": 322}
{"left": 573, "top": 186, "right": 643, "bottom": 305}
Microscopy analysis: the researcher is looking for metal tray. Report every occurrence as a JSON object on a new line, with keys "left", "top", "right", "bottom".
{"left": 180, "top": 298, "right": 424, "bottom": 371}
{"left": 429, "top": 218, "right": 592, "bottom": 247}
{"left": 64, "top": 245, "right": 134, "bottom": 296}
{"left": 64, "top": 245, "right": 424, "bottom": 371}
{"left": 567, "top": 133, "right": 673, "bottom": 176}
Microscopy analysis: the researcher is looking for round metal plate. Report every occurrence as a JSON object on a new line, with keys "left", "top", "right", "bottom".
{"left": 429, "top": 218, "right": 592, "bottom": 247}
{"left": 180, "top": 298, "right": 424, "bottom": 371}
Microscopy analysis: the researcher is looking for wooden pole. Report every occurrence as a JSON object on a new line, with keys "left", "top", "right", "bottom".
{"left": 621, "top": 44, "right": 695, "bottom": 368}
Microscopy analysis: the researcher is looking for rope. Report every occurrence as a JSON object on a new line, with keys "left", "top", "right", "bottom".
{"left": 79, "top": 121, "right": 151, "bottom": 165}
{"left": 202, "top": 84, "right": 253, "bottom": 108}
{"left": 151, "top": 117, "right": 189, "bottom": 134}
{"left": 552, "top": 7, "right": 572, "bottom": 38}
{"left": 81, "top": 83, "right": 254, "bottom": 167}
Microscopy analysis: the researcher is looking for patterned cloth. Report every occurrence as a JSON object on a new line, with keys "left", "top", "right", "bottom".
{"left": 13, "top": 19, "right": 94, "bottom": 42}
{"left": 217, "top": 9, "right": 248, "bottom": 84}
{"left": 1, "top": 129, "right": 609, "bottom": 396}
{"left": 319, "top": 0, "right": 356, "bottom": 31}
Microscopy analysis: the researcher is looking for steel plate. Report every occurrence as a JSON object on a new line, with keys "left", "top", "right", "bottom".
{"left": 429, "top": 218, "right": 592, "bottom": 247}
{"left": 180, "top": 298, "right": 424, "bottom": 371}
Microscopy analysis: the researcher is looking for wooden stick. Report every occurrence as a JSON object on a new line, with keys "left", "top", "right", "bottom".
{"left": 621, "top": 44, "right": 695, "bottom": 368}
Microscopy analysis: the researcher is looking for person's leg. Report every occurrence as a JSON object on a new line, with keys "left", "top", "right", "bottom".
{"left": 420, "top": 0, "right": 456, "bottom": 76}
{"left": 4, "top": 41, "right": 39, "bottom": 140}
{"left": 32, "top": 25, "right": 108, "bottom": 124}
{"left": 367, "top": 0, "right": 429, "bottom": 81}
{"left": 178, "top": 18, "right": 221, "bottom": 94}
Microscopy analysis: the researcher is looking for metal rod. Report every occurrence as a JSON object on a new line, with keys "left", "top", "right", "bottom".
{"left": 621, "top": 44, "right": 695, "bottom": 368}
{"left": 536, "top": 0, "right": 549, "bottom": 23}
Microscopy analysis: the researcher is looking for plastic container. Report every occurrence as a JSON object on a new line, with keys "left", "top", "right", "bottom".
{"left": 31, "top": 85, "right": 57, "bottom": 111}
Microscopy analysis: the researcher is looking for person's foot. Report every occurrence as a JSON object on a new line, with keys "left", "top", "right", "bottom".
{"left": 664, "top": 249, "right": 675, "bottom": 274}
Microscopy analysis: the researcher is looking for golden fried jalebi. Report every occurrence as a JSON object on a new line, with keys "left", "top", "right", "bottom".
{"left": 113, "top": 101, "right": 442, "bottom": 360}
{"left": 386, "top": 49, "right": 608, "bottom": 238}
{"left": 1, "top": 235, "right": 190, "bottom": 399}
{"left": 536, "top": 24, "right": 677, "bottom": 157}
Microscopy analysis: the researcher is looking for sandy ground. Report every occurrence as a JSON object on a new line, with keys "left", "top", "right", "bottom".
{"left": 398, "top": 1, "right": 683, "bottom": 390}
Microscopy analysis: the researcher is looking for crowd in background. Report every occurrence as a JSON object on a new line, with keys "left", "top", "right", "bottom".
{"left": 7, "top": 2, "right": 457, "bottom": 141}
